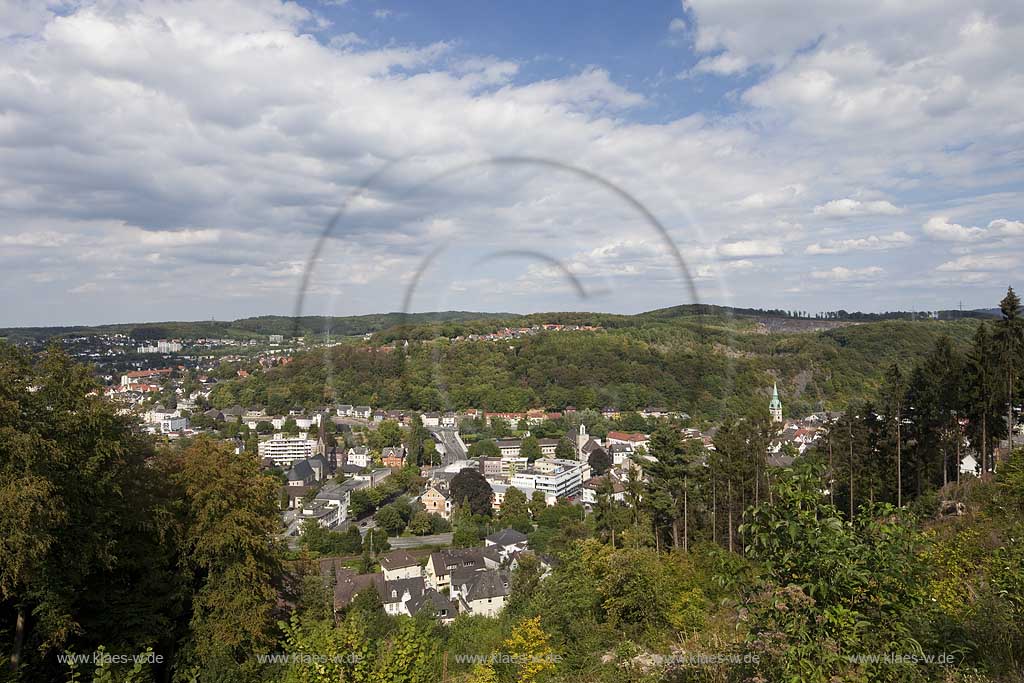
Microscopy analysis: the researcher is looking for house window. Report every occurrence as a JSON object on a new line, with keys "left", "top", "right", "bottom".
{"left": 391, "top": 590, "right": 397, "bottom": 599}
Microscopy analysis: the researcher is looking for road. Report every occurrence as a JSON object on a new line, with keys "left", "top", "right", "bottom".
{"left": 430, "top": 427, "right": 467, "bottom": 465}
{"left": 386, "top": 532, "right": 453, "bottom": 548}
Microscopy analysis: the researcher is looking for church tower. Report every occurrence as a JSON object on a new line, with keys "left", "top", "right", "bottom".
{"left": 769, "top": 382, "right": 783, "bottom": 423}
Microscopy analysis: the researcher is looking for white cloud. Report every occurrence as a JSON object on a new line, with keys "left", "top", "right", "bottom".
{"left": 989, "top": 218, "right": 1024, "bottom": 236}
{"left": 691, "top": 52, "right": 749, "bottom": 76}
{"left": 717, "top": 239, "right": 783, "bottom": 258}
{"left": 0, "top": 231, "right": 70, "bottom": 247}
{"left": 811, "top": 266, "right": 884, "bottom": 282}
{"left": 805, "top": 231, "right": 912, "bottom": 254}
{"left": 936, "top": 254, "right": 1019, "bottom": 272}
{"left": 813, "top": 198, "right": 903, "bottom": 218}
{"left": 0, "top": 0, "right": 1021, "bottom": 323}
{"left": 669, "top": 18, "right": 687, "bottom": 33}
{"left": 733, "top": 184, "right": 806, "bottom": 210}
{"left": 922, "top": 217, "right": 987, "bottom": 242}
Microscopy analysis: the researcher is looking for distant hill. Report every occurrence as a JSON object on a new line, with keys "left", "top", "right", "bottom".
{"left": 209, "top": 313, "right": 984, "bottom": 420}
{"left": 0, "top": 303, "right": 998, "bottom": 345}
{"left": 0, "top": 311, "right": 514, "bottom": 344}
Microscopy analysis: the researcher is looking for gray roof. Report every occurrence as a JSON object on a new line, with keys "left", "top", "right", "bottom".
{"left": 380, "top": 576, "right": 425, "bottom": 604}
{"left": 286, "top": 459, "right": 314, "bottom": 481}
{"left": 460, "top": 570, "right": 510, "bottom": 601}
{"left": 379, "top": 549, "right": 420, "bottom": 571}
{"left": 486, "top": 528, "right": 528, "bottom": 547}
{"left": 407, "top": 588, "right": 456, "bottom": 618}
{"left": 429, "top": 547, "right": 487, "bottom": 576}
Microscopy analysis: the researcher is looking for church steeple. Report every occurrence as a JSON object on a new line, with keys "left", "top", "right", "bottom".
{"left": 769, "top": 382, "right": 783, "bottom": 423}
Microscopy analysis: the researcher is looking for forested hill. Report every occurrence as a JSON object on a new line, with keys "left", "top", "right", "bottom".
{"left": 0, "top": 304, "right": 992, "bottom": 344}
{"left": 0, "top": 311, "right": 514, "bottom": 344}
{"left": 210, "top": 314, "right": 982, "bottom": 419}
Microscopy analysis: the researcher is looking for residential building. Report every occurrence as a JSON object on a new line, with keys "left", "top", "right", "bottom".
{"left": 581, "top": 473, "right": 627, "bottom": 505}
{"left": 347, "top": 446, "right": 370, "bottom": 469}
{"left": 298, "top": 499, "right": 341, "bottom": 529}
{"left": 420, "top": 486, "right": 452, "bottom": 520}
{"left": 380, "top": 550, "right": 422, "bottom": 582}
{"left": 258, "top": 434, "right": 317, "bottom": 467}
{"left": 381, "top": 446, "right": 405, "bottom": 469}
{"left": 606, "top": 431, "right": 650, "bottom": 450}
{"left": 485, "top": 528, "right": 529, "bottom": 561}
{"left": 425, "top": 547, "right": 501, "bottom": 592}
{"left": 451, "top": 568, "right": 510, "bottom": 618}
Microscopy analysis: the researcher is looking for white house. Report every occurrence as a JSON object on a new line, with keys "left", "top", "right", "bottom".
{"left": 380, "top": 550, "right": 422, "bottom": 582}
{"left": 347, "top": 446, "right": 371, "bottom": 469}
{"left": 451, "top": 569, "right": 510, "bottom": 618}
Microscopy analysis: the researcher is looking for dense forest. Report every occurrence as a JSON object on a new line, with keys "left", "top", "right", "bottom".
{"left": 210, "top": 310, "right": 980, "bottom": 420}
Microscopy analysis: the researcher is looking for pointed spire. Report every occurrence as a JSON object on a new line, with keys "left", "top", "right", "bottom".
{"left": 769, "top": 381, "right": 783, "bottom": 422}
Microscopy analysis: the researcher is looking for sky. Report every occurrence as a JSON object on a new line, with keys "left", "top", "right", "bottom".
{"left": 0, "top": 0, "right": 1022, "bottom": 326}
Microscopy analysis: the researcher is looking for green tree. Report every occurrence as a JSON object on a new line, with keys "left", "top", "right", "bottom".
{"left": 554, "top": 438, "right": 575, "bottom": 460}
{"left": 408, "top": 511, "right": 434, "bottom": 536}
{"left": 161, "top": 436, "right": 283, "bottom": 677}
{"left": 996, "top": 286, "right": 1023, "bottom": 452}
{"left": 966, "top": 322, "right": 1003, "bottom": 475}
{"left": 500, "top": 486, "right": 533, "bottom": 533}
{"left": 739, "top": 462, "right": 928, "bottom": 682}
{"left": 586, "top": 447, "right": 611, "bottom": 476}
{"left": 520, "top": 435, "right": 541, "bottom": 462}
{"left": 468, "top": 439, "right": 499, "bottom": 458}
{"left": 282, "top": 416, "right": 299, "bottom": 435}
{"left": 501, "top": 616, "right": 555, "bottom": 683}
{"left": 0, "top": 346, "right": 178, "bottom": 679}
{"left": 368, "top": 420, "right": 403, "bottom": 450}
{"left": 451, "top": 468, "right": 493, "bottom": 517}
{"left": 374, "top": 505, "right": 406, "bottom": 536}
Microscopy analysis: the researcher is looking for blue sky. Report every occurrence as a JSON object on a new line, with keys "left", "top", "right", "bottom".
{"left": 0, "top": 0, "right": 1021, "bottom": 325}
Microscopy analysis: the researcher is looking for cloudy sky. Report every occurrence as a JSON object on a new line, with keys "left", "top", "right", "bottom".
{"left": 1, "top": 0, "right": 1022, "bottom": 326}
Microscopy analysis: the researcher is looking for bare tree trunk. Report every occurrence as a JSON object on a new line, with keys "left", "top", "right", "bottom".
{"left": 11, "top": 604, "right": 25, "bottom": 673}
{"left": 950, "top": 419, "right": 958, "bottom": 483}
{"left": 982, "top": 413, "right": 988, "bottom": 476}
{"left": 828, "top": 438, "right": 835, "bottom": 506}
{"left": 712, "top": 477, "right": 717, "bottom": 546}
{"left": 896, "top": 418, "right": 902, "bottom": 507}
{"left": 683, "top": 483, "right": 689, "bottom": 553}
{"left": 1009, "top": 366, "right": 1016, "bottom": 454}
{"left": 727, "top": 480, "right": 734, "bottom": 553}
{"left": 754, "top": 462, "right": 760, "bottom": 506}
{"left": 848, "top": 420, "right": 855, "bottom": 519}
{"left": 672, "top": 517, "right": 679, "bottom": 550}
{"left": 942, "top": 447, "right": 948, "bottom": 488}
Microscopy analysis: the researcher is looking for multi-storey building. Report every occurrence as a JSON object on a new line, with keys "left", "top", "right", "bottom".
{"left": 258, "top": 434, "right": 317, "bottom": 466}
